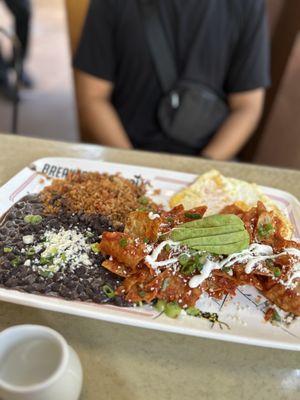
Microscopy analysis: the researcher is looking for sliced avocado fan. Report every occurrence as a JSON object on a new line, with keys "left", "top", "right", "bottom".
{"left": 170, "top": 214, "right": 250, "bottom": 255}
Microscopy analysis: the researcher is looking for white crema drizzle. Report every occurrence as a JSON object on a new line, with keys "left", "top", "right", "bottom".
{"left": 189, "top": 244, "right": 300, "bottom": 289}
{"left": 145, "top": 240, "right": 179, "bottom": 269}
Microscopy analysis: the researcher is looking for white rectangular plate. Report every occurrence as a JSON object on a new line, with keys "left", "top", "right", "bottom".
{"left": 0, "top": 157, "right": 299, "bottom": 351}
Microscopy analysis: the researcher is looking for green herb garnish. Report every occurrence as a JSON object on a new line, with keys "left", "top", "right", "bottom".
{"left": 178, "top": 254, "right": 189, "bottom": 266}
{"left": 119, "top": 238, "right": 128, "bottom": 248}
{"left": 257, "top": 223, "right": 275, "bottom": 239}
{"left": 3, "top": 247, "right": 12, "bottom": 253}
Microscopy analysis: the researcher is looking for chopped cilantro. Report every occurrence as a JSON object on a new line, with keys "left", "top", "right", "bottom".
{"left": 164, "top": 243, "right": 171, "bottom": 252}
{"left": 143, "top": 237, "right": 150, "bottom": 244}
{"left": 119, "top": 238, "right": 128, "bottom": 248}
{"left": 178, "top": 254, "right": 189, "bottom": 266}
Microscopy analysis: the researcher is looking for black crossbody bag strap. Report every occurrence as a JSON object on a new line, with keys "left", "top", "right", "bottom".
{"left": 138, "top": 0, "right": 177, "bottom": 94}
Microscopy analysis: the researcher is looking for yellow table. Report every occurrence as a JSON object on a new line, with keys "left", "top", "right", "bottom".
{"left": 1, "top": 134, "right": 300, "bottom": 400}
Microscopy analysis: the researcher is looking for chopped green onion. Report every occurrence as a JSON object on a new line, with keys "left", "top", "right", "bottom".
{"left": 271, "top": 310, "right": 281, "bottom": 323}
{"left": 26, "top": 247, "right": 36, "bottom": 256}
{"left": 11, "top": 257, "right": 20, "bottom": 267}
{"left": 166, "top": 217, "right": 174, "bottom": 223}
{"left": 103, "top": 284, "right": 115, "bottom": 298}
{"left": 24, "top": 214, "right": 42, "bottom": 224}
{"left": 139, "top": 290, "right": 146, "bottom": 298}
{"left": 164, "top": 302, "right": 182, "bottom": 319}
{"left": 186, "top": 306, "right": 200, "bottom": 317}
{"left": 3, "top": 247, "right": 12, "bottom": 253}
{"left": 265, "top": 259, "right": 274, "bottom": 268}
{"left": 178, "top": 254, "right": 189, "bottom": 266}
{"left": 180, "top": 261, "right": 196, "bottom": 275}
{"left": 119, "top": 238, "right": 128, "bottom": 248}
{"left": 138, "top": 206, "right": 148, "bottom": 212}
{"left": 154, "top": 299, "right": 167, "bottom": 312}
{"left": 184, "top": 212, "right": 202, "bottom": 220}
{"left": 143, "top": 237, "right": 150, "bottom": 244}
{"left": 257, "top": 223, "right": 275, "bottom": 239}
{"left": 60, "top": 253, "right": 67, "bottom": 262}
{"left": 273, "top": 267, "right": 281, "bottom": 277}
{"left": 39, "top": 270, "right": 52, "bottom": 278}
{"left": 138, "top": 196, "right": 149, "bottom": 206}
{"left": 91, "top": 243, "right": 100, "bottom": 254}
{"left": 48, "top": 247, "right": 58, "bottom": 256}
{"left": 40, "top": 256, "right": 51, "bottom": 266}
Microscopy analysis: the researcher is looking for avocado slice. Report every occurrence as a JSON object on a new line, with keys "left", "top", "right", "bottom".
{"left": 171, "top": 224, "right": 244, "bottom": 241}
{"left": 180, "top": 230, "right": 249, "bottom": 247}
{"left": 181, "top": 214, "right": 244, "bottom": 229}
{"left": 191, "top": 238, "right": 250, "bottom": 255}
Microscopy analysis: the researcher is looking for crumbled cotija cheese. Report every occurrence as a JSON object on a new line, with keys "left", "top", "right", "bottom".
{"left": 26, "top": 227, "right": 93, "bottom": 275}
{"left": 42, "top": 228, "right": 91, "bottom": 269}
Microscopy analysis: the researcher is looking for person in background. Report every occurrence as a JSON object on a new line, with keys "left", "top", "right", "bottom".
{"left": 0, "top": 0, "right": 33, "bottom": 100}
{"left": 74, "top": 0, "right": 270, "bottom": 161}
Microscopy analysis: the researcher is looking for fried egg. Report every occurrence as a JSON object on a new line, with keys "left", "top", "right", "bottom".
{"left": 170, "top": 170, "right": 293, "bottom": 238}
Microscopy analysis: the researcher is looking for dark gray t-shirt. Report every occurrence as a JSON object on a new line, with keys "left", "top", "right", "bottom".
{"left": 74, "top": 0, "right": 270, "bottom": 155}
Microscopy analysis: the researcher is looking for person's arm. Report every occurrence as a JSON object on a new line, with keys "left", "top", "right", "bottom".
{"left": 75, "top": 69, "right": 132, "bottom": 148}
{"left": 201, "top": 88, "right": 265, "bottom": 160}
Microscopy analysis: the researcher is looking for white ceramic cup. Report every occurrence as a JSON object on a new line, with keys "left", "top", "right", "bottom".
{"left": 0, "top": 324, "right": 83, "bottom": 400}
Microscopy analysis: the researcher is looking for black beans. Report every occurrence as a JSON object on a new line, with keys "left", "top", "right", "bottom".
{"left": 0, "top": 194, "right": 129, "bottom": 307}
